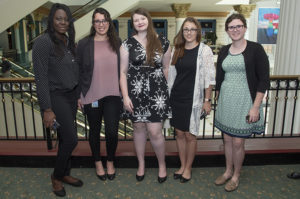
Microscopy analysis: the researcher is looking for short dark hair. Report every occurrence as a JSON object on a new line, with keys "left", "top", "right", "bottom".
{"left": 225, "top": 13, "right": 247, "bottom": 31}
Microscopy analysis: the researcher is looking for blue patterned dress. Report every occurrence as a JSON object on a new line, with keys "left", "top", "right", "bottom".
{"left": 122, "top": 36, "right": 172, "bottom": 122}
{"left": 215, "top": 53, "right": 264, "bottom": 137}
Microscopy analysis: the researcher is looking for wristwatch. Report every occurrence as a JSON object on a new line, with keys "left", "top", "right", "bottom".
{"left": 204, "top": 98, "right": 211, "bottom": 102}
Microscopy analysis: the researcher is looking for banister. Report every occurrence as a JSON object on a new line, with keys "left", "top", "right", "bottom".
{"left": 2, "top": 75, "right": 300, "bottom": 83}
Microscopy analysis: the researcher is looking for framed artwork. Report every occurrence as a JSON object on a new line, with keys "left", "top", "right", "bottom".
{"left": 257, "top": 8, "right": 280, "bottom": 44}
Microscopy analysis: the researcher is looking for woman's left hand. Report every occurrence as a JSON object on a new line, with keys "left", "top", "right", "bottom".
{"left": 202, "top": 101, "right": 211, "bottom": 115}
{"left": 247, "top": 106, "right": 260, "bottom": 123}
{"left": 77, "top": 99, "right": 83, "bottom": 111}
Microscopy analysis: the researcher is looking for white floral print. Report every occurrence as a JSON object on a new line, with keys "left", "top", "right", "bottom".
{"left": 122, "top": 36, "right": 171, "bottom": 122}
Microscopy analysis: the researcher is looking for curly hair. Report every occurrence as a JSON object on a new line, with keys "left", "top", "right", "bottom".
{"left": 89, "top": 7, "right": 120, "bottom": 52}
{"left": 46, "top": 3, "right": 76, "bottom": 57}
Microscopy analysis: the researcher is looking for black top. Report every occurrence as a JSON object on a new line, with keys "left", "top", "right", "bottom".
{"left": 170, "top": 44, "right": 199, "bottom": 102}
{"left": 32, "top": 33, "right": 79, "bottom": 111}
{"left": 76, "top": 36, "right": 121, "bottom": 97}
{"left": 215, "top": 40, "right": 270, "bottom": 102}
{"left": 126, "top": 36, "right": 169, "bottom": 67}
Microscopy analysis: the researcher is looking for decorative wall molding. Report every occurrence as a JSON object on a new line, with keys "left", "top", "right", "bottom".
{"left": 171, "top": 3, "right": 191, "bottom": 18}
{"left": 119, "top": 12, "right": 229, "bottom": 18}
{"left": 233, "top": 4, "right": 256, "bottom": 18}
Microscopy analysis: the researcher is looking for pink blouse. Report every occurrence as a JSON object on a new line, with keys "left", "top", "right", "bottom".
{"left": 81, "top": 40, "right": 120, "bottom": 104}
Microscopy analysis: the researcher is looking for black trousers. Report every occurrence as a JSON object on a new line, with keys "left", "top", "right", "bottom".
{"left": 84, "top": 96, "right": 121, "bottom": 162}
{"left": 50, "top": 88, "right": 78, "bottom": 179}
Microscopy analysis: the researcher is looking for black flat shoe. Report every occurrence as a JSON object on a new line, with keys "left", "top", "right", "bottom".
{"left": 53, "top": 188, "right": 66, "bottom": 197}
{"left": 158, "top": 175, "right": 167, "bottom": 183}
{"left": 97, "top": 173, "right": 107, "bottom": 181}
{"left": 173, "top": 173, "right": 182, "bottom": 180}
{"left": 107, "top": 173, "right": 116, "bottom": 180}
{"left": 180, "top": 176, "right": 191, "bottom": 183}
{"left": 287, "top": 172, "right": 300, "bottom": 179}
{"left": 136, "top": 174, "right": 144, "bottom": 181}
{"left": 51, "top": 174, "right": 66, "bottom": 197}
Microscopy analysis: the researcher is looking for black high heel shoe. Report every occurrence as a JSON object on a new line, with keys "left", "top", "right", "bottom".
{"left": 180, "top": 172, "right": 192, "bottom": 183}
{"left": 158, "top": 175, "right": 167, "bottom": 183}
{"left": 97, "top": 173, "right": 107, "bottom": 181}
{"left": 180, "top": 176, "right": 191, "bottom": 183}
{"left": 173, "top": 173, "right": 182, "bottom": 180}
{"left": 107, "top": 173, "right": 116, "bottom": 180}
{"left": 136, "top": 174, "right": 145, "bottom": 181}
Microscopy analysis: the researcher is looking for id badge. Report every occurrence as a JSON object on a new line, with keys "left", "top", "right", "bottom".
{"left": 91, "top": 101, "right": 98, "bottom": 108}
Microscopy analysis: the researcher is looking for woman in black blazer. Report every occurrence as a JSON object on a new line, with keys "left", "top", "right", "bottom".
{"left": 77, "top": 7, "right": 121, "bottom": 181}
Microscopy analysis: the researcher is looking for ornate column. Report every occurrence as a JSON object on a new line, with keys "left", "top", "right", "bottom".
{"left": 233, "top": 5, "right": 256, "bottom": 18}
{"left": 233, "top": 4, "right": 256, "bottom": 40}
{"left": 171, "top": 3, "right": 190, "bottom": 34}
{"left": 274, "top": 0, "right": 300, "bottom": 75}
{"left": 13, "top": 22, "right": 21, "bottom": 59}
{"left": 268, "top": 0, "right": 300, "bottom": 135}
{"left": 33, "top": 12, "right": 44, "bottom": 35}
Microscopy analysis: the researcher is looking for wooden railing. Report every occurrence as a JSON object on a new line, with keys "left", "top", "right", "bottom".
{"left": 1, "top": 76, "right": 300, "bottom": 144}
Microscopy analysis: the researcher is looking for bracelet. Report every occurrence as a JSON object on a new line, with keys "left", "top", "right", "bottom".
{"left": 204, "top": 98, "right": 211, "bottom": 102}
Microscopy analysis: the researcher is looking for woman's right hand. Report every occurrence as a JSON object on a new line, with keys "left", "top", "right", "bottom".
{"left": 123, "top": 96, "right": 134, "bottom": 113}
{"left": 43, "top": 109, "right": 56, "bottom": 128}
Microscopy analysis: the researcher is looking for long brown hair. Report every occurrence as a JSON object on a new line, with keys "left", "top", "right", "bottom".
{"left": 89, "top": 7, "right": 119, "bottom": 52}
{"left": 131, "top": 8, "right": 162, "bottom": 67}
{"left": 171, "top": 17, "right": 202, "bottom": 65}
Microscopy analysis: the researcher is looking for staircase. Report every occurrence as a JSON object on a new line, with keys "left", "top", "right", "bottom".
{"left": 0, "top": 0, "right": 48, "bottom": 33}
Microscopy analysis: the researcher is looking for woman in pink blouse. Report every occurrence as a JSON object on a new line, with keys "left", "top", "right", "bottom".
{"left": 77, "top": 8, "right": 121, "bottom": 181}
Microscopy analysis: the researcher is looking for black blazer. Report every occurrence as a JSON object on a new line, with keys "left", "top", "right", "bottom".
{"left": 76, "top": 36, "right": 121, "bottom": 97}
{"left": 215, "top": 40, "right": 270, "bottom": 102}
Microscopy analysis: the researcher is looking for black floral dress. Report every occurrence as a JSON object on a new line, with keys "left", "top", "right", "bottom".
{"left": 122, "top": 35, "right": 172, "bottom": 122}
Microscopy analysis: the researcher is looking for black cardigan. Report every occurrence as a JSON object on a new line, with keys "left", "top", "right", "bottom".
{"left": 76, "top": 36, "right": 121, "bottom": 97}
{"left": 215, "top": 40, "right": 270, "bottom": 102}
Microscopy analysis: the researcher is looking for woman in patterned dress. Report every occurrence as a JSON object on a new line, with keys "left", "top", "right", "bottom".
{"left": 214, "top": 13, "right": 269, "bottom": 192}
{"left": 168, "top": 17, "right": 215, "bottom": 183}
{"left": 120, "top": 8, "right": 171, "bottom": 183}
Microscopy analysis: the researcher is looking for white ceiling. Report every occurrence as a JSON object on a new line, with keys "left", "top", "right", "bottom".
{"left": 128, "top": 0, "right": 280, "bottom": 13}
{"left": 132, "top": 0, "right": 241, "bottom": 12}
{"left": 49, "top": 0, "right": 279, "bottom": 14}
{"left": 50, "top": 0, "right": 257, "bottom": 13}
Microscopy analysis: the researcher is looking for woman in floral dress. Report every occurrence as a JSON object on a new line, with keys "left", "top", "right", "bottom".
{"left": 214, "top": 13, "right": 269, "bottom": 192}
{"left": 120, "top": 8, "right": 171, "bottom": 183}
